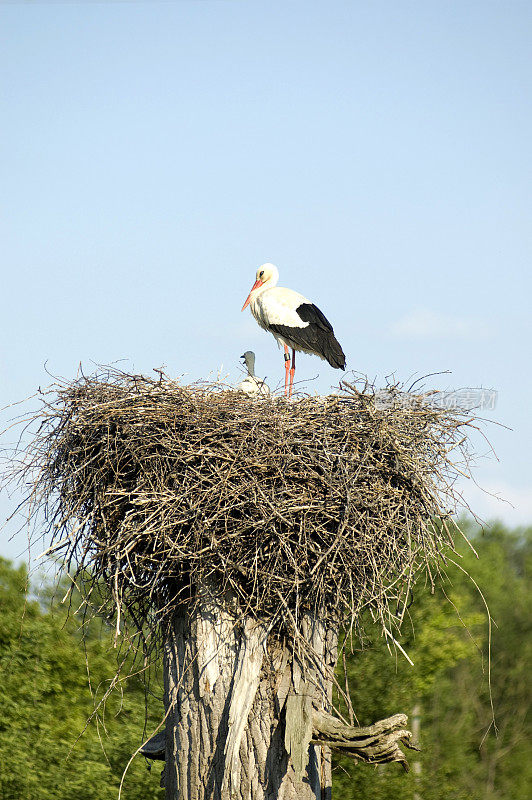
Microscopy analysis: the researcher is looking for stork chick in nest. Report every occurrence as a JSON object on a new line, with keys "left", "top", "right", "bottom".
{"left": 239, "top": 351, "right": 270, "bottom": 397}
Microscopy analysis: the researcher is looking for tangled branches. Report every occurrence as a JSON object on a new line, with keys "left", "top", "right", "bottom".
{"left": 9, "top": 369, "right": 478, "bottom": 651}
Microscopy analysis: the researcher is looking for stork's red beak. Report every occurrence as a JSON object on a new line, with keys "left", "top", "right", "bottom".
{"left": 241, "top": 279, "right": 263, "bottom": 311}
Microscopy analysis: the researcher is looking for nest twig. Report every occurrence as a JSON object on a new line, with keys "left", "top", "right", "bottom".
{"left": 7, "top": 368, "right": 479, "bottom": 651}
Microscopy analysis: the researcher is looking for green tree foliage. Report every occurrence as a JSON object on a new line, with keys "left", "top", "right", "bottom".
{"left": 0, "top": 520, "right": 529, "bottom": 799}
{"left": 0, "top": 559, "right": 164, "bottom": 800}
{"left": 333, "top": 520, "right": 532, "bottom": 800}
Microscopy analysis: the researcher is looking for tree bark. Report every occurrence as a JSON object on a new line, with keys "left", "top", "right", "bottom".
{"left": 162, "top": 592, "right": 337, "bottom": 800}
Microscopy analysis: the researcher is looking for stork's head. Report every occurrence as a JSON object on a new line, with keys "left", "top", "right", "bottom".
{"left": 241, "top": 263, "right": 279, "bottom": 311}
{"left": 240, "top": 350, "right": 256, "bottom": 376}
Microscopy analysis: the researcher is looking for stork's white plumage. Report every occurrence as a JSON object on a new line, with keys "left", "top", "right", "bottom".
{"left": 241, "top": 264, "right": 346, "bottom": 397}
{"left": 238, "top": 351, "right": 270, "bottom": 397}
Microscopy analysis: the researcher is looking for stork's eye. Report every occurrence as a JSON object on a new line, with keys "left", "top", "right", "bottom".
{"left": 259, "top": 271, "right": 264, "bottom": 278}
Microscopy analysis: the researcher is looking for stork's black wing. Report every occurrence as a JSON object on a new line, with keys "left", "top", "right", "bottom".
{"left": 269, "top": 303, "right": 346, "bottom": 370}
{"left": 296, "top": 303, "right": 335, "bottom": 330}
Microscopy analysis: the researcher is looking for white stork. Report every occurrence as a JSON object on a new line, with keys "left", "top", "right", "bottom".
{"left": 241, "top": 263, "right": 346, "bottom": 397}
{"left": 239, "top": 351, "right": 270, "bottom": 396}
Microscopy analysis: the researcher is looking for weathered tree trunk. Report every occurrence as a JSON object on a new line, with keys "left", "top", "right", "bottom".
{"left": 154, "top": 590, "right": 416, "bottom": 798}
{"left": 162, "top": 592, "right": 337, "bottom": 800}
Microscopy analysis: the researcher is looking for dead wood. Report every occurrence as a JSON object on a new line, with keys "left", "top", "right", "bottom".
{"left": 311, "top": 709, "right": 418, "bottom": 771}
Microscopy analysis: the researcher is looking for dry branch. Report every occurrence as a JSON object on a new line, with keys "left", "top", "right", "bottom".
{"left": 311, "top": 710, "right": 418, "bottom": 770}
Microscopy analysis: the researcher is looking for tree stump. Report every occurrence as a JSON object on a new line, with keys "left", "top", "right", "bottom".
{"left": 163, "top": 592, "right": 338, "bottom": 800}
{"left": 158, "top": 592, "right": 415, "bottom": 799}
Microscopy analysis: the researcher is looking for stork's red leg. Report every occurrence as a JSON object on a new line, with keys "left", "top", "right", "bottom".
{"left": 289, "top": 349, "right": 296, "bottom": 398}
{"left": 284, "top": 345, "right": 290, "bottom": 396}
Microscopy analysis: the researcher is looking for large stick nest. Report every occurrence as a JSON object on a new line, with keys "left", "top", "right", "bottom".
{"left": 13, "top": 369, "right": 478, "bottom": 643}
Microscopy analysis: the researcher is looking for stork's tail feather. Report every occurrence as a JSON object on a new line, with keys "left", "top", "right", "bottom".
{"left": 323, "top": 333, "right": 347, "bottom": 370}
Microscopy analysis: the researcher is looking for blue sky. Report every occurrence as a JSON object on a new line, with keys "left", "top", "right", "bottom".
{"left": 1, "top": 1, "right": 531, "bottom": 563}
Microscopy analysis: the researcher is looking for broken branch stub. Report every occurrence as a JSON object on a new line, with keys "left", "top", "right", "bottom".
{"left": 311, "top": 710, "right": 419, "bottom": 771}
